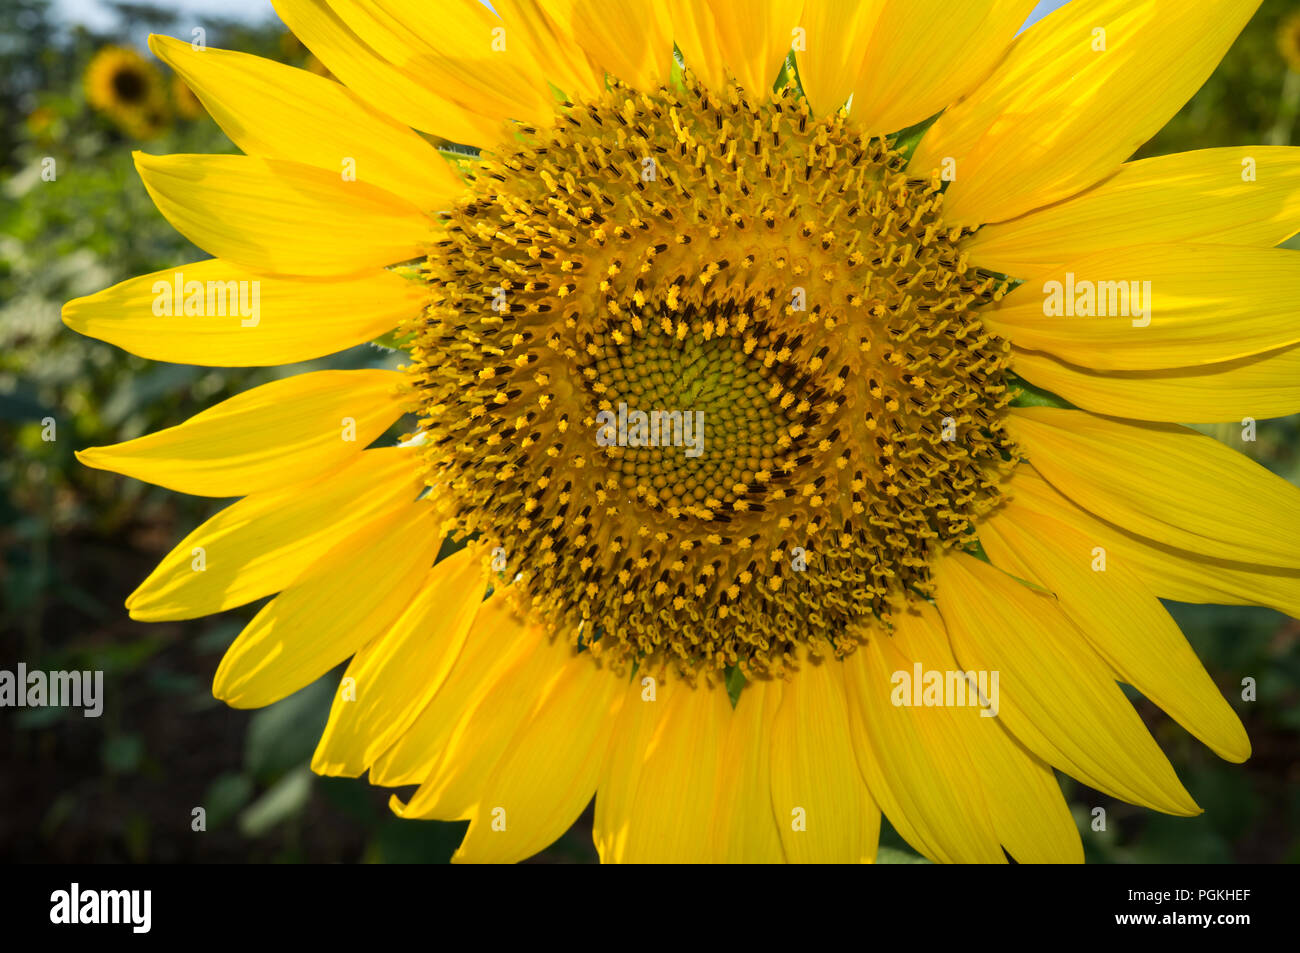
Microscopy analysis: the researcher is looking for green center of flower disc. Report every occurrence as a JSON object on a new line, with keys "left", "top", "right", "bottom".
{"left": 587, "top": 318, "right": 802, "bottom": 514}
{"left": 406, "top": 77, "right": 1018, "bottom": 680}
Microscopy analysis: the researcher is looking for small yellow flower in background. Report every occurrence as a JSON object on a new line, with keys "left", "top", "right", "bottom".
{"left": 64, "top": 0, "right": 1299, "bottom": 864}
{"left": 1279, "top": 9, "right": 1300, "bottom": 72}
{"left": 173, "top": 76, "right": 205, "bottom": 120}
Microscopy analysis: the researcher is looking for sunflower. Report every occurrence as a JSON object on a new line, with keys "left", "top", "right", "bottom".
{"left": 64, "top": 0, "right": 1300, "bottom": 864}
{"left": 84, "top": 45, "right": 167, "bottom": 130}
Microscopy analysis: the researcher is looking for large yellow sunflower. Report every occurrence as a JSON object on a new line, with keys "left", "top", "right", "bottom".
{"left": 64, "top": 0, "right": 1300, "bottom": 864}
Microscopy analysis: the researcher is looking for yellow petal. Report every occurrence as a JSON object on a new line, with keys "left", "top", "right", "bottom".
{"left": 326, "top": 0, "right": 556, "bottom": 128}
{"left": 980, "top": 502, "right": 1250, "bottom": 762}
{"left": 769, "top": 652, "right": 881, "bottom": 863}
{"left": 912, "top": 0, "right": 1261, "bottom": 226}
{"left": 450, "top": 658, "right": 623, "bottom": 864}
{"left": 1008, "top": 407, "right": 1300, "bottom": 567}
{"left": 542, "top": 0, "right": 676, "bottom": 90}
{"left": 966, "top": 147, "right": 1300, "bottom": 276}
{"left": 932, "top": 551, "right": 1200, "bottom": 816}
{"left": 670, "top": 1, "right": 726, "bottom": 92}
{"left": 593, "top": 674, "right": 732, "bottom": 863}
{"left": 887, "top": 603, "right": 1083, "bottom": 863}
{"left": 134, "top": 152, "right": 430, "bottom": 277}
{"left": 213, "top": 500, "right": 440, "bottom": 708}
{"left": 368, "top": 595, "right": 533, "bottom": 787}
{"left": 1012, "top": 345, "right": 1300, "bottom": 423}
{"left": 394, "top": 635, "right": 624, "bottom": 864}
{"left": 77, "top": 369, "right": 406, "bottom": 497}
{"left": 849, "top": 0, "right": 1037, "bottom": 137}
{"left": 62, "top": 260, "right": 425, "bottom": 367}
{"left": 272, "top": 0, "right": 501, "bottom": 145}
{"left": 312, "top": 548, "right": 485, "bottom": 777}
{"left": 843, "top": 613, "right": 1008, "bottom": 863}
{"left": 795, "top": 0, "right": 885, "bottom": 116}
{"left": 986, "top": 245, "right": 1300, "bottom": 370}
{"left": 392, "top": 621, "right": 568, "bottom": 818}
{"left": 675, "top": 0, "right": 802, "bottom": 97}
{"left": 127, "top": 447, "right": 421, "bottom": 621}
{"left": 491, "top": 0, "right": 605, "bottom": 101}
{"left": 149, "top": 35, "right": 462, "bottom": 212}
{"left": 1009, "top": 466, "right": 1300, "bottom": 621}
{"left": 708, "top": 676, "right": 786, "bottom": 863}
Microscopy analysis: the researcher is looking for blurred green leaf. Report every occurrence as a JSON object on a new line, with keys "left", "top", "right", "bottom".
{"left": 244, "top": 675, "right": 334, "bottom": 782}
{"left": 238, "top": 765, "right": 312, "bottom": 838}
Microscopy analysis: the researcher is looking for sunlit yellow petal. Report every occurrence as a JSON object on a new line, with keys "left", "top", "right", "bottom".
{"left": 966, "top": 147, "right": 1300, "bottom": 275}
{"left": 491, "top": 0, "right": 606, "bottom": 100}
{"left": 986, "top": 246, "right": 1300, "bottom": 370}
{"left": 134, "top": 152, "right": 431, "bottom": 277}
{"left": 1011, "top": 466, "right": 1300, "bottom": 620}
{"left": 769, "top": 652, "right": 881, "bottom": 863}
{"left": 850, "top": 0, "right": 1037, "bottom": 137}
{"left": 888, "top": 603, "right": 1083, "bottom": 864}
{"left": 396, "top": 634, "right": 624, "bottom": 865}
{"left": 933, "top": 551, "right": 1200, "bottom": 817}
{"left": 675, "top": 0, "right": 802, "bottom": 97}
{"left": 77, "top": 369, "right": 406, "bottom": 497}
{"left": 272, "top": 0, "right": 500, "bottom": 144}
{"left": 542, "top": 0, "right": 676, "bottom": 90}
{"left": 912, "top": 0, "right": 1260, "bottom": 226}
{"left": 127, "top": 448, "right": 421, "bottom": 621}
{"left": 593, "top": 675, "right": 731, "bottom": 863}
{"left": 62, "top": 260, "right": 425, "bottom": 367}
{"left": 368, "top": 596, "right": 533, "bottom": 787}
{"left": 213, "top": 500, "right": 441, "bottom": 708}
{"left": 709, "top": 676, "right": 785, "bottom": 863}
{"left": 843, "top": 611, "right": 1007, "bottom": 863}
{"left": 312, "top": 549, "right": 485, "bottom": 777}
{"left": 1012, "top": 346, "right": 1300, "bottom": 423}
{"left": 325, "top": 0, "right": 557, "bottom": 128}
{"left": 980, "top": 500, "right": 1250, "bottom": 762}
{"left": 1008, "top": 407, "right": 1300, "bottom": 567}
{"left": 795, "top": 0, "right": 884, "bottom": 116}
{"left": 149, "top": 35, "right": 461, "bottom": 212}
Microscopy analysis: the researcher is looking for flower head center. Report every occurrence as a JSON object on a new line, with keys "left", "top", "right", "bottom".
{"left": 406, "top": 77, "right": 1017, "bottom": 679}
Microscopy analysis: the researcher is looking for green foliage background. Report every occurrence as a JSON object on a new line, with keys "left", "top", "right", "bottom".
{"left": 1, "top": 0, "right": 1298, "bottom": 863}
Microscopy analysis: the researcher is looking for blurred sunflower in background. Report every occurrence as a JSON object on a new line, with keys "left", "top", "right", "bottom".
{"left": 65, "top": 0, "right": 1299, "bottom": 864}
{"left": 84, "top": 44, "right": 170, "bottom": 139}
